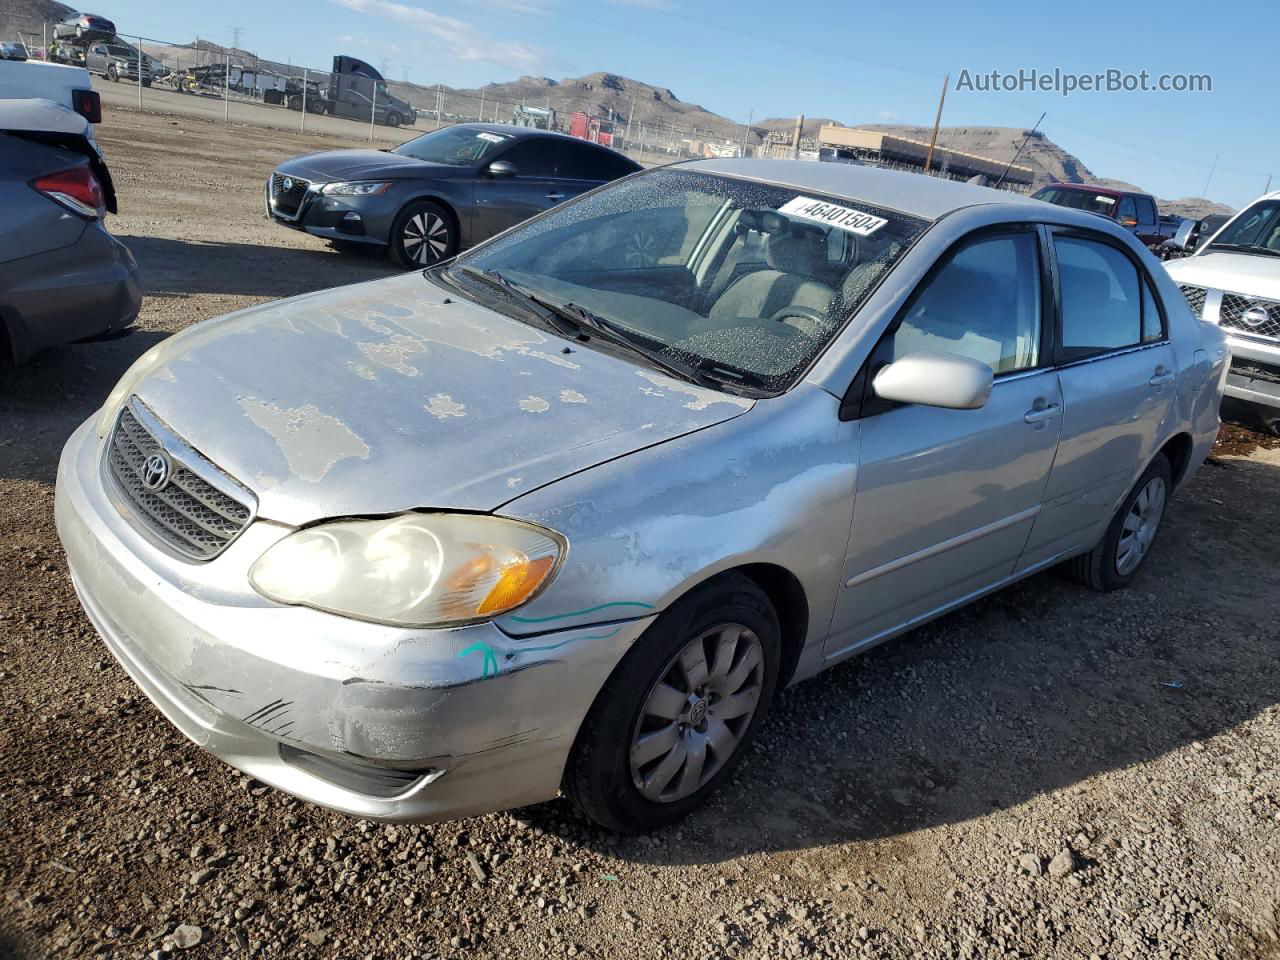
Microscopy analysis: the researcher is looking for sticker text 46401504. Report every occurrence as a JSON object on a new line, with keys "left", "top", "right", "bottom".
{"left": 778, "top": 196, "right": 888, "bottom": 236}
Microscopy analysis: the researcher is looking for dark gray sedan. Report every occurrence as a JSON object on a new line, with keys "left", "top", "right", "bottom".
{"left": 266, "top": 123, "right": 641, "bottom": 267}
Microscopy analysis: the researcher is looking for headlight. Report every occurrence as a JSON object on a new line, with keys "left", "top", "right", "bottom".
{"left": 322, "top": 181, "right": 392, "bottom": 196}
{"left": 249, "top": 513, "right": 566, "bottom": 627}
{"left": 94, "top": 343, "right": 166, "bottom": 438}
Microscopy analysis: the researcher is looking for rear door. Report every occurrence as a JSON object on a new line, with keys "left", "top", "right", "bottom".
{"left": 474, "top": 137, "right": 563, "bottom": 238}
{"left": 1017, "top": 229, "right": 1175, "bottom": 571}
{"left": 828, "top": 227, "right": 1063, "bottom": 655}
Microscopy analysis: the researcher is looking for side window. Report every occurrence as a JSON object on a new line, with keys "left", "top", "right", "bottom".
{"left": 1142, "top": 279, "right": 1166, "bottom": 342}
{"left": 889, "top": 232, "right": 1042, "bottom": 375}
{"left": 1055, "top": 235, "right": 1142, "bottom": 359}
{"left": 1135, "top": 196, "right": 1157, "bottom": 225}
{"left": 497, "top": 139, "right": 560, "bottom": 178}
{"left": 558, "top": 144, "right": 636, "bottom": 182}
{"left": 1116, "top": 196, "right": 1137, "bottom": 224}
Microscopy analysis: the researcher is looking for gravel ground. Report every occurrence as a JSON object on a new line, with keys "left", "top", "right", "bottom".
{"left": 2, "top": 105, "right": 1279, "bottom": 960}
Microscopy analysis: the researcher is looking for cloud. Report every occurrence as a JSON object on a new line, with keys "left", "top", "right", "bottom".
{"left": 485, "top": 0, "right": 554, "bottom": 13}
{"left": 330, "top": 0, "right": 550, "bottom": 68}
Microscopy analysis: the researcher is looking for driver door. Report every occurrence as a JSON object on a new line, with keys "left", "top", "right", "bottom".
{"left": 474, "top": 139, "right": 565, "bottom": 239}
{"left": 826, "top": 227, "right": 1063, "bottom": 657}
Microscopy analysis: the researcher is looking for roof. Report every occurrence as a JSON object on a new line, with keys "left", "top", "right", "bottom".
{"left": 686, "top": 157, "right": 1044, "bottom": 221}
{"left": 1039, "top": 182, "right": 1152, "bottom": 199}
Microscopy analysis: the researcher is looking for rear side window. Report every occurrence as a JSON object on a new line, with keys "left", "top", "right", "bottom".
{"left": 890, "top": 232, "right": 1042, "bottom": 375}
{"left": 1142, "top": 280, "right": 1165, "bottom": 342}
{"left": 1055, "top": 236, "right": 1142, "bottom": 359}
{"left": 559, "top": 143, "right": 638, "bottom": 181}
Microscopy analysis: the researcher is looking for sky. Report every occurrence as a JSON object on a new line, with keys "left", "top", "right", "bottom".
{"left": 62, "top": 0, "right": 1277, "bottom": 210}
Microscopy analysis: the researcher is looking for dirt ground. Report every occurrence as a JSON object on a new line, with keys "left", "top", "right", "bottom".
{"left": 2, "top": 105, "right": 1279, "bottom": 960}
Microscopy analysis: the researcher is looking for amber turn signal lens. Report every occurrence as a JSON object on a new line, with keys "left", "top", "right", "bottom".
{"left": 476, "top": 555, "right": 556, "bottom": 616}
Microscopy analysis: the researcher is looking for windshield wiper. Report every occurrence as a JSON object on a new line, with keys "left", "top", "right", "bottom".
{"left": 534, "top": 298, "right": 740, "bottom": 392}
{"left": 456, "top": 266, "right": 584, "bottom": 340}
{"left": 1206, "top": 242, "right": 1280, "bottom": 258}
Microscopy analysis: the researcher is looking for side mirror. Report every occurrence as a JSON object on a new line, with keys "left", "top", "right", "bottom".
{"left": 872, "top": 351, "right": 994, "bottom": 410}
{"left": 1171, "top": 218, "right": 1197, "bottom": 251}
{"left": 1119, "top": 216, "right": 1138, "bottom": 228}
{"left": 487, "top": 160, "right": 517, "bottom": 178}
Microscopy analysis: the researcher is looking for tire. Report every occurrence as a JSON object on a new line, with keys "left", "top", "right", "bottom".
{"left": 564, "top": 572, "right": 781, "bottom": 832}
{"left": 287, "top": 95, "right": 302, "bottom": 112}
{"left": 1068, "top": 453, "right": 1172, "bottom": 592}
{"left": 106, "top": 64, "right": 119, "bottom": 82}
{"left": 385, "top": 112, "right": 402, "bottom": 128}
{"left": 389, "top": 200, "right": 457, "bottom": 268}
{"left": 306, "top": 97, "right": 325, "bottom": 115}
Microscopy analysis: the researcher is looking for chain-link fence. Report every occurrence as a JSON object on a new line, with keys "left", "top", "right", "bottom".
{"left": 5, "top": 12, "right": 1035, "bottom": 187}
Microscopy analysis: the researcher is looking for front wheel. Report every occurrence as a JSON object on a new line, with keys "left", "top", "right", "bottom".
{"left": 389, "top": 200, "right": 457, "bottom": 268}
{"left": 384, "top": 111, "right": 402, "bottom": 128}
{"left": 106, "top": 64, "right": 119, "bottom": 82}
{"left": 1068, "top": 453, "right": 1172, "bottom": 591}
{"left": 564, "top": 573, "right": 780, "bottom": 832}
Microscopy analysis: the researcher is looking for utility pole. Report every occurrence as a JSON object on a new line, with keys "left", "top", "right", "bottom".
{"left": 479, "top": 86, "right": 485, "bottom": 124}
{"left": 435, "top": 83, "right": 442, "bottom": 128}
{"left": 1265, "top": 173, "right": 1273, "bottom": 195}
{"left": 994, "top": 111, "right": 1045, "bottom": 190}
{"left": 1194, "top": 155, "right": 1219, "bottom": 219}
{"left": 370, "top": 82, "right": 377, "bottom": 140}
{"left": 625, "top": 95, "right": 635, "bottom": 146}
{"left": 740, "top": 107, "right": 753, "bottom": 158}
{"left": 223, "top": 52, "right": 230, "bottom": 122}
{"left": 300, "top": 68, "right": 308, "bottom": 133}
{"left": 790, "top": 114, "right": 804, "bottom": 159}
{"left": 923, "top": 73, "right": 949, "bottom": 175}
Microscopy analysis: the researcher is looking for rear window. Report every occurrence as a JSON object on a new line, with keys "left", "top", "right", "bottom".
{"left": 1033, "top": 187, "right": 1119, "bottom": 217}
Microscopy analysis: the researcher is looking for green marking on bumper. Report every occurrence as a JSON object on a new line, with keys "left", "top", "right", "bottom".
{"left": 458, "top": 641, "right": 499, "bottom": 678}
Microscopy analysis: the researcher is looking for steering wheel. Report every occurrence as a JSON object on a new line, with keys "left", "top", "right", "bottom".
{"left": 768, "top": 305, "right": 826, "bottom": 328}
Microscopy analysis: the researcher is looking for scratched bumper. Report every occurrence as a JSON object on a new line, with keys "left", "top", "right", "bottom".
{"left": 55, "top": 416, "right": 650, "bottom": 822}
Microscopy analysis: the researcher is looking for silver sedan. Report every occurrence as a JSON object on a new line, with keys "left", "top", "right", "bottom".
{"left": 56, "top": 158, "right": 1228, "bottom": 831}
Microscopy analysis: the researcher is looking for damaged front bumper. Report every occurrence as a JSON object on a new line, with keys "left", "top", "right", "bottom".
{"left": 55, "top": 417, "right": 651, "bottom": 822}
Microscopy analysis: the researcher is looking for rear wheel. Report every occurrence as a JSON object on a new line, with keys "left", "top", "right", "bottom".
{"left": 287, "top": 94, "right": 303, "bottom": 112}
{"left": 306, "top": 97, "right": 326, "bottom": 114}
{"left": 564, "top": 573, "right": 780, "bottom": 832}
{"left": 1068, "top": 453, "right": 1172, "bottom": 591}
{"left": 389, "top": 200, "right": 457, "bottom": 268}
{"left": 106, "top": 64, "right": 119, "bottom": 82}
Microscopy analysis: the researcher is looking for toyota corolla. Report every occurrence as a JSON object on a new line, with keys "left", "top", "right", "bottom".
{"left": 57, "top": 159, "right": 1228, "bottom": 831}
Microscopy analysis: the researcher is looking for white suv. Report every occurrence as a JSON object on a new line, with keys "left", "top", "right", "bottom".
{"left": 1165, "top": 192, "right": 1280, "bottom": 433}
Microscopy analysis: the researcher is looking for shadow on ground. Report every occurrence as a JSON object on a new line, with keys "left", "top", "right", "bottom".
{"left": 118, "top": 234, "right": 396, "bottom": 300}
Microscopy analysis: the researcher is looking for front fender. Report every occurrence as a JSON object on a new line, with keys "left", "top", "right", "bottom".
{"left": 496, "top": 385, "right": 859, "bottom": 681}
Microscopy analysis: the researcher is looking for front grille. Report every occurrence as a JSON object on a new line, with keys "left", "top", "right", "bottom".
{"left": 1179, "top": 284, "right": 1207, "bottom": 319}
{"left": 1230, "top": 356, "right": 1280, "bottom": 385}
{"left": 270, "top": 173, "right": 309, "bottom": 218}
{"left": 106, "top": 400, "right": 255, "bottom": 560}
{"left": 1220, "top": 293, "right": 1280, "bottom": 341}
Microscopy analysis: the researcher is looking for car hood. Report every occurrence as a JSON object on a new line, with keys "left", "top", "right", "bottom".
{"left": 1165, "top": 250, "right": 1280, "bottom": 300}
{"left": 130, "top": 272, "right": 753, "bottom": 527}
{"left": 276, "top": 149, "right": 462, "bottom": 183}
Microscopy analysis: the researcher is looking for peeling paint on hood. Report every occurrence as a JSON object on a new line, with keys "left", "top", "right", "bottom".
{"left": 131, "top": 272, "right": 753, "bottom": 526}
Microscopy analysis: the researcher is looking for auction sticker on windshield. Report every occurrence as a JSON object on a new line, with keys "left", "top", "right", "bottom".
{"left": 477, "top": 132, "right": 508, "bottom": 144}
{"left": 779, "top": 196, "right": 888, "bottom": 235}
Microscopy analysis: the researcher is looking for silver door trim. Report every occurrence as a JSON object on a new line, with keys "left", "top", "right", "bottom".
{"left": 844, "top": 503, "right": 1042, "bottom": 589}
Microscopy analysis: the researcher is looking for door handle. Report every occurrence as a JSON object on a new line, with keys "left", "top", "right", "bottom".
{"left": 1024, "top": 402, "right": 1061, "bottom": 424}
{"left": 545, "top": 192, "right": 565, "bottom": 201}
{"left": 1149, "top": 367, "right": 1175, "bottom": 386}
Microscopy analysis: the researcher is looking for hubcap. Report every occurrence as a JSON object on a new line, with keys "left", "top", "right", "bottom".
{"left": 402, "top": 212, "right": 450, "bottom": 265}
{"left": 1116, "top": 476, "right": 1167, "bottom": 576}
{"left": 629, "top": 622, "right": 764, "bottom": 804}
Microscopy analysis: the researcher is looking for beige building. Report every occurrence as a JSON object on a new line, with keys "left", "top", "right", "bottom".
{"left": 816, "top": 125, "right": 1035, "bottom": 189}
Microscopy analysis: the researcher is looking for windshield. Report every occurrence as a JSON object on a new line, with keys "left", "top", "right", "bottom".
{"left": 1032, "top": 187, "right": 1119, "bottom": 216}
{"left": 450, "top": 168, "right": 928, "bottom": 392}
{"left": 392, "top": 126, "right": 513, "bottom": 166}
{"left": 1207, "top": 200, "right": 1280, "bottom": 254}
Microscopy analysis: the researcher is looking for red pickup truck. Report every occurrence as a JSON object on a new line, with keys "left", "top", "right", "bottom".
{"left": 1031, "top": 183, "right": 1164, "bottom": 251}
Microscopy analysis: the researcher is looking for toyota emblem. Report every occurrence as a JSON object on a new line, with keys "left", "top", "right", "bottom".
{"left": 1242, "top": 305, "right": 1270, "bottom": 328}
{"left": 282, "top": 177, "right": 294, "bottom": 192}
{"left": 141, "top": 452, "right": 171, "bottom": 491}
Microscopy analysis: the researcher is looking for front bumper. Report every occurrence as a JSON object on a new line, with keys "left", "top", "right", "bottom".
{"left": 55, "top": 417, "right": 651, "bottom": 822}
{"left": 1224, "top": 334, "right": 1280, "bottom": 415}
{"left": 265, "top": 175, "right": 398, "bottom": 247}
